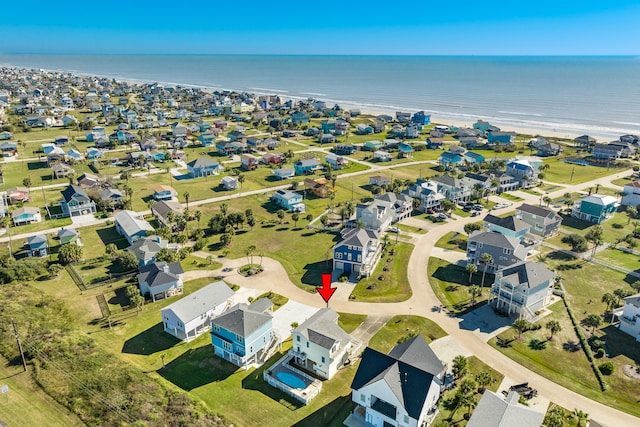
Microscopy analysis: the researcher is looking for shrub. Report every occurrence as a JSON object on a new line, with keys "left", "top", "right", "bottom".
{"left": 562, "top": 234, "right": 588, "bottom": 252}
{"left": 595, "top": 348, "right": 606, "bottom": 358}
{"left": 598, "top": 362, "right": 615, "bottom": 375}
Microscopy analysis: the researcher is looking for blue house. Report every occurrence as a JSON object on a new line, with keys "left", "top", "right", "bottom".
{"left": 398, "top": 143, "right": 414, "bottom": 158}
{"left": 86, "top": 147, "right": 104, "bottom": 160}
{"left": 291, "top": 111, "right": 310, "bottom": 125}
{"left": 320, "top": 120, "right": 336, "bottom": 133}
{"left": 152, "top": 185, "right": 177, "bottom": 201}
{"left": 487, "top": 131, "right": 515, "bottom": 144}
{"left": 412, "top": 111, "right": 431, "bottom": 125}
{"left": 60, "top": 185, "right": 97, "bottom": 218}
{"left": 211, "top": 299, "right": 275, "bottom": 369}
{"left": 66, "top": 149, "right": 83, "bottom": 162}
{"left": 463, "top": 151, "right": 485, "bottom": 164}
{"left": 187, "top": 158, "right": 223, "bottom": 177}
{"left": 271, "top": 189, "right": 303, "bottom": 210}
{"left": 198, "top": 132, "right": 216, "bottom": 147}
{"left": 294, "top": 158, "right": 320, "bottom": 175}
{"left": 333, "top": 228, "right": 381, "bottom": 279}
{"left": 438, "top": 151, "right": 465, "bottom": 167}
{"left": 24, "top": 235, "right": 48, "bottom": 258}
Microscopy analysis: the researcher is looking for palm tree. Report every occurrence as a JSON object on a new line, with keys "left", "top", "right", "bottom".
{"left": 466, "top": 263, "right": 477, "bottom": 283}
{"left": 238, "top": 174, "right": 246, "bottom": 189}
{"left": 546, "top": 320, "right": 561, "bottom": 340}
{"left": 513, "top": 319, "right": 530, "bottom": 340}
{"left": 626, "top": 206, "right": 637, "bottom": 225}
{"left": 475, "top": 371, "right": 492, "bottom": 393}
{"left": 452, "top": 355, "right": 468, "bottom": 379}
{"left": 479, "top": 253, "right": 493, "bottom": 289}
{"left": 542, "top": 195, "right": 552, "bottom": 207}
{"left": 584, "top": 313, "right": 602, "bottom": 333}
{"left": 458, "top": 392, "right": 478, "bottom": 419}
{"left": 194, "top": 210, "right": 202, "bottom": 230}
{"left": 601, "top": 292, "right": 616, "bottom": 312}
{"left": 573, "top": 409, "right": 589, "bottom": 427}
{"left": 468, "top": 285, "right": 481, "bottom": 306}
{"left": 183, "top": 191, "right": 190, "bottom": 210}
{"left": 220, "top": 203, "right": 228, "bottom": 217}
{"left": 245, "top": 245, "right": 256, "bottom": 264}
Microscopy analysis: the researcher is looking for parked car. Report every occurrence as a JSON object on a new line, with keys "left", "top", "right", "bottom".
{"left": 437, "top": 213, "right": 448, "bottom": 221}
{"left": 471, "top": 211, "right": 481, "bottom": 217}
{"left": 472, "top": 204, "right": 483, "bottom": 211}
{"left": 388, "top": 226, "right": 399, "bottom": 233}
{"left": 463, "top": 205, "right": 472, "bottom": 212}
{"left": 426, "top": 208, "right": 436, "bottom": 214}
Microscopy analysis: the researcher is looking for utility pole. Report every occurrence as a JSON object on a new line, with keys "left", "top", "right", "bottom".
{"left": 11, "top": 321, "right": 27, "bottom": 372}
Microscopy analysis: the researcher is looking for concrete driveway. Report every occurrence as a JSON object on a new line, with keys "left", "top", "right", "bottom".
{"left": 458, "top": 303, "right": 513, "bottom": 342}
{"left": 271, "top": 300, "right": 319, "bottom": 343}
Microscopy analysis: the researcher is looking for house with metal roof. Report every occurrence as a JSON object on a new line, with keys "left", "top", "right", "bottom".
{"left": 161, "top": 281, "right": 234, "bottom": 342}
{"left": 210, "top": 298, "right": 276, "bottom": 369}
{"left": 114, "top": 210, "right": 154, "bottom": 244}
{"left": 514, "top": 204, "right": 562, "bottom": 237}
{"left": 621, "top": 181, "right": 640, "bottom": 209}
{"left": 491, "top": 261, "right": 556, "bottom": 321}
{"left": 484, "top": 214, "right": 531, "bottom": 241}
{"left": 345, "top": 336, "right": 445, "bottom": 427}
{"left": 24, "top": 234, "right": 48, "bottom": 257}
{"left": 294, "top": 158, "right": 321, "bottom": 175}
{"left": 571, "top": 194, "right": 617, "bottom": 224}
{"left": 137, "top": 261, "right": 184, "bottom": 302}
{"left": 12, "top": 206, "right": 41, "bottom": 226}
{"left": 57, "top": 228, "right": 79, "bottom": 245}
{"left": 271, "top": 189, "right": 304, "bottom": 211}
{"left": 466, "top": 390, "right": 545, "bottom": 427}
{"left": 618, "top": 294, "right": 640, "bottom": 342}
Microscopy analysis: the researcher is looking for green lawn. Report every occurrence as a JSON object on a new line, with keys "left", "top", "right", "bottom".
{"left": 434, "top": 231, "right": 467, "bottom": 252}
{"left": 542, "top": 158, "right": 627, "bottom": 185}
{"left": 349, "top": 242, "right": 413, "bottom": 303}
{"left": 256, "top": 291, "right": 289, "bottom": 310}
{"left": 396, "top": 223, "right": 428, "bottom": 234}
{"left": 500, "top": 192, "right": 525, "bottom": 202}
{"left": 368, "top": 315, "right": 447, "bottom": 354}
{"left": 559, "top": 212, "right": 636, "bottom": 244}
{"left": 595, "top": 247, "right": 640, "bottom": 273}
{"left": 452, "top": 207, "right": 472, "bottom": 217}
{"left": 428, "top": 257, "right": 493, "bottom": 313}
{"left": 611, "top": 176, "right": 637, "bottom": 187}
{"left": 337, "top": 313, "right": 368, "bottom": 334}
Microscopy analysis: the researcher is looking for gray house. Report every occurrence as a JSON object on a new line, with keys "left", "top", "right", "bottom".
{"left": 514, "top": 204, "right": 562, "bottom": 238}
{"left": 127, "top": 235, "right": 168, "bottom": 266}
{"left": 431, "top": 175, "right": 471, "bottom": 203}
{"left": 114, "top": 210, "right": 154, "bottom": 244}
{"left": 356, "top": 192, "right": 413, "bottom": 232}
{"left": 491, "top": 261, "right": 556, "bottom": 321}
{"left": 151, "top": 200, "right": 183, "bottom": 227}
{"left": 404, "top": 180, "right": 446, "bottom": 212}
{"left": 137, "top": 261, "right": 184, "bottom": 302}
{"left": 59, "top": 185, "right": 97, "bottom": 218}
{"left": 466, "top": 231, "right": 529, "bottom": 273}
{"left": 467, "top": 390, "right": 545, "bottom": 427}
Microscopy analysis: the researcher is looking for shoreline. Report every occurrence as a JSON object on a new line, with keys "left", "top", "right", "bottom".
{"left": 1, "top": 63, "right": 633, "bottom": 142}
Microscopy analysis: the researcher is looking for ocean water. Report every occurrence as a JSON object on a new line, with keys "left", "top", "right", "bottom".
{"left": 1, "top": 54, "right": 638, "bottom": 138}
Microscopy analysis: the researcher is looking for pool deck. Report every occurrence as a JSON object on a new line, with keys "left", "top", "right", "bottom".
{"left": 264, "top": 353, "right": 322, "bottom": 405}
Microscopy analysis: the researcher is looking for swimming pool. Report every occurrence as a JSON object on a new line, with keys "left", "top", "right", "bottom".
{"left": 276, "top": 371, "right": 307, "bottom": 389}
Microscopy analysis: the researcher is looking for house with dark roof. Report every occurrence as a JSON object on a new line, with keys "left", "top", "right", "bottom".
{"left": 210, "top": 298, "right": 276, "bottom": 369}
{"left": 592, "top": 143, "right": 624, "bottom": 160}
{"left": 187, "top": 157, "right": 223, "bottom": 177}
{"left": 151, "top": 200, "right": 183, "bottom": 227}
{"left": 59, "top": 185, "right": 97, "bottom": 218}
{"left": 466, "top": 231, "right": 530, "bottom": 274}
{"left": 491, "top": 261, "right": 556, "bottom": 320}
{"left": 24, "top": 234, "right": 48, "bottom": 257}
{"left": 289, "top": 308, "right": 360, "bottom": 380}
{"left": 137, "top": 261, "right": 184, "bottom": 302}
{"left": 466, "top": 390, "right": 545, "bottom": 427}
{"left": 161, "top": 281, "right": 234, "bottom": 342}
{"left": 98, "top": 188, "right": 125, "bottom": 210}
{"left": 515, "top": 204, "right": 562, "bottom": 237}
{"left": 484, "top": 214, "right": 531, "bottom": 241}
{"left": 77, "top": 173, "right": 100, "bottom": 189}
{"left": 431, "top": 175, "right": 471, "bottom": 204}
{"left": 356, "top": 192, "right": 413, "bottom": 232}
{"left": 333, "top": 228, "right": 381, "bottom": 279}
{"left": 345, "top": 336, "right": 445, "bottom": 427}
{"left": 114, "top": 210, "right": 154, "bottom": 244}
{"left": 127, "top": 235, "right": 167, "bottom": 266}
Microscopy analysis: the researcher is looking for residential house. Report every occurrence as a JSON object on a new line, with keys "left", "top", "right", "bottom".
{"left": 473, "top": 120, "right": 500, "bottom": 136}
{"left": 221, "top": 176, "right": 239, "bottom": 190}
{"left": 373, "top": 150, "right": 392, "bottom": 162}
{"left": 304, "top": 178, "right": 335, "bottom": 198}
{"left": 210, "top": 299, "right": 276, "bottom": 369}
{"left": 151, "top": 200, "right": 183, "bottom": 227}
{"left": 325, "top": 153, "right": 348, "bottom": 170}
{"left": 333, "top": 228, "right": 381, "bottom": 278}
{"left": 77, "top": 173, "right": 100, "bottom": 189}
{"left": 24, "top": 235, "right": 48, "bottom": 258}
{"left": 398, "top": 143, "right": 414, "bottom": 158}
{"left": 272, "top": 168, "right": 295, "bottom": 180}
{"left": 491, "top": 261, "right": 556, "bottom": 320}
{"left": 462, "top": 173, "right": 494, "bottom": 198}
{"left": 162, "top": 281, "right": 235, "bottom": 342}
{"left": 0, "top": 142, "right": 17, "bottom": 157}
{"left": 364, "top": 140, "right": 382, "bottom": 152}
{"left": 618, "top": 294, "right": 640, "bottom": 342}
{"left": 431, "top": 175, "right": 471, "bottom": 204}
{"left": 271, "top": 189, "right": 304, "bottom": 211}
{"left": 5, "top": 187, "right": 30, "bottom": 204}
{"left": 609, "top": 140, "right": 637, "bottom": 158}
{"left": 137, "top": 261, "right": 184, "bottom": 302}
{"left": 66, "top": 149, "right": 83, "bottom": 163}
{"left": 0, "top": 131, "right": 13, "bottom": 141}
{"left": 487, "top": 131, "right": 515, "bottom": 144}
{"left": 261, "top": 152, "right": 285, "bottom": 165}
{"left": 356, "top": 193, "right": 413, "bottom": 232}
{"left": 466, "top": 231, "right": 529, "bottom": 273}
{"left": 114, "top": 210, "right": 154, "bottom": 244}
{"left": 622, "top": 181, "right": 640, "bottom": 208}
{"left": 127, "top": 235, "right": 168, "bottom": 267}
{"left": 171, "top": 122, "right": 188, "bottom": 138}
{"left": 345, "top": 336, "right": 445, "bottom": 427}
{"left": 396, "top": 111, "right": 411, "bottom": 123}
{"left": 369, "top": 175, "right": 391, "bottom": 187}
{"left": 54, "top": 135, "right": 69, "bottom": 145}
{"left": 98, "top": 188, "right": 125, "bottom": 210}
{"left": 265, "top": 138, "right": 280, "bottom": 150}
{"left": 515, "top": 204, "right": 562, "bottom": 237}
{"left": 290, "top": 111, "right": 310, "bottom": 125}
{"left": 574, "top": 135, "right": 596, "bottom": 149}
{"left": 246, "top": 137, "right": 267, "bottom": 151}
{"left": 187, "top": 158, "right": 223, "bottom": 177}
{"left": 505, "top": 159, "right": 537, "bottom": 187}
{"left": 294, "top": 158, "right": 321, "bottom": 175}
{"left": 491, "top": 171, "right": 519, "bottom": 193}
{"left": 290, "top": 308, "right": 359, "bottom": 380}
{"left": 404, "top": 180, "right": 446, "bottom": 212}
{"left": 531, "top": 137, "right": 562, "bottom": 157}
{"left": 571, "top": 194, "right": 618, "bottom": 224}
{"left": 466, "top": 390, "right": 545, "bottom": 427}
{"left": 216, "top": 140, "right": 247, "bottom": 155}
{"left": 484, "top": 214, "right": 531, "bottom": 241}
{"left": 426, "top": 137, "right": 444, "bottom": 149}
{"left": 57, "top": 228, "right": 79, "bottom": 244}
{"left": 620, "top": 134, "right": 640, "bottom": 144}
{"left": 59, "top": 185, "right": 97, "bottom": 218}
{"left": 152, "top": 185, "right": 177, "bottom": 201}
{"left": 52, "top": 163, "right": 73, "bottom": 180}
{"left": 405, "top": 125, "right": 420, "bottom": 139}
{"left": 356, "top": 123, "right": 374, "bottom": 135}
{"left": 241, "top": 154, "right": 259, "bottom": 171}
{"left": 12, "top": 207, "right": 41, "bottom": 226}
{"left": 412, "top": 111, "right": 431, "bottom": 125}
{"left": 334, "top": 144, "right": 357, "bottom": 155}
{"left": 592, "top": 143, "right": 624, "bottom": 160}
{"left": 45, "top": 146, "right": 65, "bottom": 166}
{"left": 86, "top": 147, "right": 104, "bottom": 160}
{"left": 198, "top": 131, "right": 216, "bottom": 147}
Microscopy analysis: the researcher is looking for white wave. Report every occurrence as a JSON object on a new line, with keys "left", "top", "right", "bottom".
{"left": 250, "top": 87, "right": 289, "bottom": 93}
{"left": 499, "top": 110, "right": 544, "bottom": 117}
{"left": 613, "top": 121, "right": 640, "bottom": 127}
{"left": 301, "top": 92, "right": 327, "bottom": 97}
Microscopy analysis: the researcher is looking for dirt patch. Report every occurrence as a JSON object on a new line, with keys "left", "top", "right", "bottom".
{"left": 622, "top": 364, "right": 640, "bottom": 380}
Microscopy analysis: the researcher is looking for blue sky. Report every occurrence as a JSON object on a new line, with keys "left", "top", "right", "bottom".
{"left": 1, "top": 1, "right": 639, "bottom": 54}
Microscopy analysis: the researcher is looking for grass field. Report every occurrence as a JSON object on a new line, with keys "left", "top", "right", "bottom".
{"left": 368, "top": 315, "right": 447, "bottom": 354}
{"left": 428, "top": 257, "right": 494, "bottom": 313}
{"left": 434, "top": 231, "right": 467, "bottom": 252}
{"left": 337, "top": 313, "right": 367, "bottom": 333}
{"left": 542, "top": 158, "right": 627, "bottom": 185}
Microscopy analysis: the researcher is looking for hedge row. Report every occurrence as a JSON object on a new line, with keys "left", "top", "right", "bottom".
{"left": 562, "top": 296, "right": 607, "bottom": 391}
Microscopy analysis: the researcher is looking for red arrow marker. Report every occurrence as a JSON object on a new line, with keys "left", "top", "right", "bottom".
{"left": 318, "top": 274, "right": 336, "bottom": 305}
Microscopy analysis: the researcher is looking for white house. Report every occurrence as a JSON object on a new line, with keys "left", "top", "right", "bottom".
{"left": 618, "top": 294, "right": 640, "bottom": 341}
{"left": 491, "top": 261, "right": 556, "bottom": 320}
{"left": 290, "top": 308, "right": 360, "bottom": 380}
{"left": 622, "top": 181, "right": 640, "bottom": 209}
{"left": 161, "top": 281, "right": 234, "bottom": 342}
{"left": 467, "top": 390, "right": 545, "bottom": 427}
{"left": 345, "top": 336, "right": 445, "bottom": 427}
{"left": 356, "top": 192, "right": 413, "bottom": 232}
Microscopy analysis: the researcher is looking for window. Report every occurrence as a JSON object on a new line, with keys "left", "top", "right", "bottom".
{"left": 213, "top": 324, "right": 220, "bottom": 332}
{"left": 347, "top": 253, "right": 352, "bottom": 261}
{"left": 335, "top": 252, "right": 343, "bottom": 259}
{"left": 357, "top": 255, "right": 362, "bottom": 262}
{"left": 250, "top": 346, "right": 253, "bottom": 353}
{"left": 321, "top": 356, "right": 325, "bottom": 364}
{"left": 503, "top": 248, "right": 511, "bottom": 255}
{"left": 236, "top": 334, "right": 243, "bottom": 343}
{"left": 296, "top": 335, "right": 300, "bottom": 342}
{"left": 223, "top": 341, "right": 232, "bottom": 351}
{"left": 404, "top": 415, "right": 410, "bottom": 424}
{"left": 360, "top": 393, "right": 366, "bottom": 402}
{"left": 478, "top": 242, "right": 483, "bottom": 248}
{"left": 306, "top": 342, "right": 309, "bottom": 348}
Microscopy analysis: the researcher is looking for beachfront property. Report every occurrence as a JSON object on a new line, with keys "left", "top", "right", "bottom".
{"left": 466, "top": 390, "right": 545, "bottom": 427}
{"left": 152, "top": 185, "right": 178, "bottom": 201}
{"left": 271, "top": 189, "right": 305, "bottom": 212}
{"left": 210, "top": 299, "right": 278, "bottom": 369}
{"left": 137, "top": 261, "right": 184, "bottom": 302}
{"left": 515, "top": 203, "right": 563, "bottom": 237}
{"left": 412, "top": 110, "right": 431, "bottom": 125}
{"left": 466, "top": 231, "right": 529, "bottom": 274}
{"left": 12, "top": 206, "right": 42, "bottom": 226}
{"left": 187, "top": 157, "right": 223, "bottom": 177}
{"left": 127, "top": 235, "right": 167, "bottom": 266}
{"left": 24, "top": 235, "right": 49, "bottom": 258}
{"left": 487, "top": 131, "right": 515, "bottom": 145}
{"left": 490, "top": 261, "right": 556, "bottom": 321}
{"left": 114, "top": 210, "right": 154, "bottom": 244}
{"left": 438, "top": 149, "right": 485, "bottom": 168}
{"left": 333, "top": 228, "right": 382, "bottom": 279}
{"left": 345, "top": 336, "right": 445, "bottom": 427}
{"left": 621, "top": 181, "right": 640, "bottom": 208}
{"left": 571, "top": 194, "right": 618, "bottom": 224}
{"left": 161, "top": 281, "right": 234, "bottom": 342}
{"left": 617, "top": 294, "right": 640, "bottom": 342}
{"left": 530, "top": 137, "right": 562, "bottom": 157}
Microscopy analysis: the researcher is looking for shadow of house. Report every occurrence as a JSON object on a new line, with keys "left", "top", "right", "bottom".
{"left": 122, "top": 322, "right": 181, "bottom": 355}
{"left": 301, "top": 260, "right": 333, "bottom": 288}
{"left": 459, "top": 303, "right": 513, "bottom": 334}
{"left": 241, "top": 352, "right": 303, "bottom": 410}
{"left": 559, "top": 214, "right": 594, "bottom": 231}
{"left": 27, "top": 161, "right": 48, "bottom": 170}
{"left": 159, "top": 345, "right": 239, "bottom": 391}
{"left": 292, "top": 395, "right": 352, "bottom": 427}
{"left": 599, "top": 325, "right": 640, "bottom": 362}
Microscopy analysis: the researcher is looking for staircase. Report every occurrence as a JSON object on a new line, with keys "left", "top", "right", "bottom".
{"left": 259, "top": 332, "right": 280, "bottom": 363}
